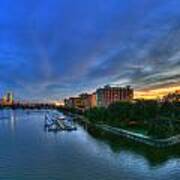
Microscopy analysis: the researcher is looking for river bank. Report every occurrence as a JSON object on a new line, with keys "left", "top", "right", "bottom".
{"left": 70, "top": 113, "right": 180, "bottom": 148}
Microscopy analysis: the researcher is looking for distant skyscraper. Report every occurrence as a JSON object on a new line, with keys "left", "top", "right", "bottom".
{"left": 2, "top": 92, "right": 14, "bottom": 105}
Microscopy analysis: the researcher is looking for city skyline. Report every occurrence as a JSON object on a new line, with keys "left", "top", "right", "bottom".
{"left": 0, "top": 0, "right": 180, "bottom": 101}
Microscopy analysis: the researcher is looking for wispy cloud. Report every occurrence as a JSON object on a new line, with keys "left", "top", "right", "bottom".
{"left": 0, "top": 0, "right": 179, "bottom": 100}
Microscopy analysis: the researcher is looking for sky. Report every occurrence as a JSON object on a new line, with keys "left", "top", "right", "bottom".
{"left": 0, "top": 0, "right": 180, "bottom": 101}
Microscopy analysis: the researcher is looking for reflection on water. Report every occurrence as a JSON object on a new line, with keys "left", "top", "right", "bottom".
{"left": 0, "top": 110, "right": 179, "bottom": 180}
{"left": 85, "top": 124, "right": 180, "bottom": 167}
{"left": 10, "top": 110, "right": 16, "bottom": 132}
{"left": 0, "top": 109, "right": 15, "bottom": 131}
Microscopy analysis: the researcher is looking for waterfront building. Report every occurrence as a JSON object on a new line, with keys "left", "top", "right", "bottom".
{"left": 89, "top": 92, "right": 97, "bottom": 108}
{"left": 64, "top": 85, "right": 133, "bottom": 109}
{"left": 64, "top": 97, "right": 84, "bottom": 110}
{"left": 79, "top": 93, "right": 97, "bottom": 109}
{"left": 78, "top": 93, "right": 91, "bottom": 110}
{"left": 64, "top": 93, "right": 97, "bottom": 110}
{"left": 96, "top": 85, "right": 134, "bottom": 107}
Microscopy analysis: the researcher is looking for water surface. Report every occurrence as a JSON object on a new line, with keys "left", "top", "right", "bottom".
{"left": 0, "top": 110, "right": 179, "bottom": 180}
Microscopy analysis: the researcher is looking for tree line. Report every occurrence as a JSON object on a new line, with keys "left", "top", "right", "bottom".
{"left": 84, "top": 100, "right": 180, "bottom": 138}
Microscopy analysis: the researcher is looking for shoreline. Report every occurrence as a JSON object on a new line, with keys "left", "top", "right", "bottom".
{"left": 71, "top": 113, "right": 180, "bottom": 148}
{"left": 95, "top": 124, "right": 180, "bottom": 148}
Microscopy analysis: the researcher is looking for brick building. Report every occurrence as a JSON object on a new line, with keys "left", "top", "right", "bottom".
{"left": 96, "top": 85, "right": 134, "bottom": 107}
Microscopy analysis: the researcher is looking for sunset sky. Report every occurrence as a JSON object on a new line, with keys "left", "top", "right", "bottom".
{"left": 0, "top": 0, "right": 180, "bottom": 101}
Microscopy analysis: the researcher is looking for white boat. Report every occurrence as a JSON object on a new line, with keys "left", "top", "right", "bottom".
{"left": 44, "top": 112, "right": 77, "bottom": 131}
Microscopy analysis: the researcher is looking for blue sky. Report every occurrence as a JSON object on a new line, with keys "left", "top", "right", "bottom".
{"left": 0, "top": 0, "right": 180, "bottom": 101}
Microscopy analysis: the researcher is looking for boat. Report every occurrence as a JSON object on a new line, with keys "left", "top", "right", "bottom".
{"left": 47, "top": 124, "right": 59, "bottom": 131}
{"left": 62, "top": 120, "right": 77, "bottom": 131}
{"left": 44, "top": 111, "right": 77, "bottom": 131}
{"left": 44, "top": 113, "right": 55, "bottom": 127}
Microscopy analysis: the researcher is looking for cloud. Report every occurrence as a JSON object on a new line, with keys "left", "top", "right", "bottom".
{"left": 0, "top": 0, "right": 179, "bottom": 100}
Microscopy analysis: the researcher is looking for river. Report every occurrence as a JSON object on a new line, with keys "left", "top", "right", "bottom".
{"left": 0, "top": 109, "right": 179, "bottom": 180}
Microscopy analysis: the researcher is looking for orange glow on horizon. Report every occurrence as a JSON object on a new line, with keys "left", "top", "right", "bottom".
{"left": 134, "top": 86, "right": 180, "bottom": 100}
{"left": 53, "top": 101, "right": 64, "bottom": 106}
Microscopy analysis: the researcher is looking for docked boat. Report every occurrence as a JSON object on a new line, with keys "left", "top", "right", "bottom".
{"left": 44, "top": 111, "right": 77, "bottom": 131}
{"left": 63, "top": 118, "right": 77, "bottom": 131}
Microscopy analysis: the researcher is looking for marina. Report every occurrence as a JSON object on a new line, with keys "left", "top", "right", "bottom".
{"left": 45, "top": 111, "right": 77, "bottom": 131}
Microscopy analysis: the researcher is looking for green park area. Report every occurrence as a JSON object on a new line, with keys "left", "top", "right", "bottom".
{"left": 84, "top": 100, "right": 180, "bottom": 139}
